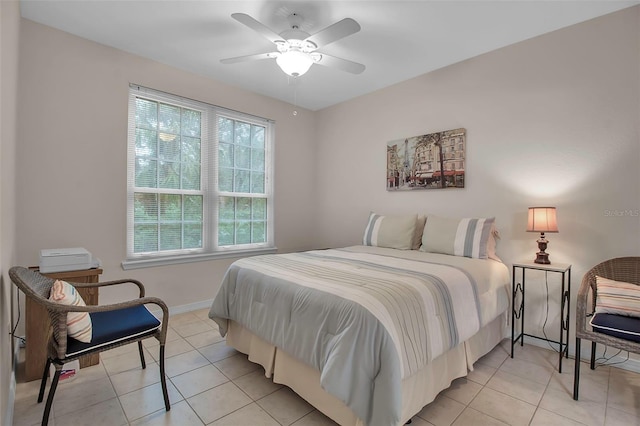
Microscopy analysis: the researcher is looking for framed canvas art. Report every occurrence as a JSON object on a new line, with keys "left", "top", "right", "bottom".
{"left": 387, "top": 128, "right": 465, "bottom": 190}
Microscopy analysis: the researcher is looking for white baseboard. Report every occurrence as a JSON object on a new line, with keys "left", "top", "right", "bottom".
{"left": 5, "top": 342, "right": 20, "bottom": 426}
{"left": 523, "top": 336, "right": 640, "bottom": 374}
{"left": 168, "top": 299, "right": 213, "bottom": 316}
{"left": 148, "top": 299, "right": 213, "bottom": 318}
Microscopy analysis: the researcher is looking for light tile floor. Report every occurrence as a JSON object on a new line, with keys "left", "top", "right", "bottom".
{"left": 12, "top": 308, "right": 640, "bottom": 426}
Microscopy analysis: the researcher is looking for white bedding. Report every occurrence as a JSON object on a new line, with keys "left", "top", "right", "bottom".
{"left": 210, "top": 246, "right": 510, "bottom": 426}
{"left": 335, "top": 245, "right": 511, "bottom": 335}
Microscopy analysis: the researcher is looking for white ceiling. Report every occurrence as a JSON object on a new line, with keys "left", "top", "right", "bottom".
{"left": 20, "top": 0, "right": 639, "bottom": 110}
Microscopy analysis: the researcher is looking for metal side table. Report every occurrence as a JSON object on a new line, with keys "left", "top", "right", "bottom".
{"left": 511, "top": 261, "right": 571, "bottom": 373}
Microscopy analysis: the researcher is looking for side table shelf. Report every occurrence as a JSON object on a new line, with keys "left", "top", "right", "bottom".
{"left": 511, "top": 261, "right": 571, "bottom": 373}
{"left": 25, "top": 267, "right": 103, "bottom": 382}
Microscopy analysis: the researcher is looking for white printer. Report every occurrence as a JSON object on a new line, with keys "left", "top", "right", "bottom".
{"left": 39, "top": 248, "right": 100, "bottom": 273}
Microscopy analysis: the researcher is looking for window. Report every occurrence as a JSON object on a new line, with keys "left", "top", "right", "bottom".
{"left": 123, "top": 85, "right": 275, "bottom": 269}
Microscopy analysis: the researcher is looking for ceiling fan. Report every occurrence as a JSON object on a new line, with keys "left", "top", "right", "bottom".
{"left": 220, "top": 12, "right": 365, "bottom": 77}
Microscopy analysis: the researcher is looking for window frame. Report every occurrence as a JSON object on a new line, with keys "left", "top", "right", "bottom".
{"left": 122, "top": 85, "right": 276, "bottom": 270}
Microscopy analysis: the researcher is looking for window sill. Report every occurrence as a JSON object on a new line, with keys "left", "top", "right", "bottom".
{"left": 121, "top": 247, "right": 278, "bottom": 270}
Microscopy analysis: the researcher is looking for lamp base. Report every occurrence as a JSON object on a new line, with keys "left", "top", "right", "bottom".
{"left": 534, "top": 233, "right": 551, "bottom": 264}
{"left": 534, "top": 252, "right": 551, "bottom": 264}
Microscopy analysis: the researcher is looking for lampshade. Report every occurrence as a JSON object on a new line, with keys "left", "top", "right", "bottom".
{"left": 527, "top": 207, "right": 558, "bottom": 233}
{"left": 276, "top": 50, "right": 314, "bottom": 77}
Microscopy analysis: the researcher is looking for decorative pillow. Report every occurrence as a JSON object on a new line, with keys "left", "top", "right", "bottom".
{"left": 486, "top": 224, "right": 502, "bottom": 262}
{"left": 49, "top": 280, "right": 93, "bottom": 343}
{"left": 420, "top": 215, "right": 495, "bottom": 259}
{"left": 363, "top": 212, "right": 417, "bottom": 250}
{"left": 412, "top": 215, "right": 427, "bottom": 250}
{"left": 595, "top": 276, "right": 640, "bottom": 318}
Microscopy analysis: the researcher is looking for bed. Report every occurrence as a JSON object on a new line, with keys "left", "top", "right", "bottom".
{"left": 209, "top": 214, "right": 510, "bottom": 426}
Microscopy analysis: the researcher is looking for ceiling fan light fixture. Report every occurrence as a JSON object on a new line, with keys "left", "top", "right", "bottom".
{"left": 276, "top": 50, "right": 314, "bottom": 77}
{"left": 223, "top": 13, "right": 365, "bottom": 77}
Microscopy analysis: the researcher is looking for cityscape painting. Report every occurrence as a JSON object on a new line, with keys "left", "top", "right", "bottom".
{"left": 386, "top": 128, "right": 466, "bottom": 191}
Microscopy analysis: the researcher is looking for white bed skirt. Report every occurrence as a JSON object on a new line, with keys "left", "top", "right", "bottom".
{"left": 226, "top": 314, "right": 508, "bottom": 426}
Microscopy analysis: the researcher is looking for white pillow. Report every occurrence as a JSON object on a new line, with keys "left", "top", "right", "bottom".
{"left": 487, "top": 224, "right": 502, "bottom": 262}
{"left": 49, "top": 280, "right": 93, "bottom": 343}
{"left": 421, "top": 215, "right": 495, "bottom": 259}
{"left": 412, "top": 215, "right": 427, "bottom": 250}
{"left": 363, "top": 212, "right": 417, "bottom": 250}
{"left": 595, "top": 276, "right": 640, "bottom": 318}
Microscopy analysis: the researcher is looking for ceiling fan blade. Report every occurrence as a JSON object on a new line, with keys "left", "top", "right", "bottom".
{"left": 316, "top": 53, "right": 365, "bottom": 74}
{"left": 305, "top": 18, "right": 361, "bottom": 48}
{"left": 231, "top": 13, "right": 283, "bottom": 44}
{"left": 220, "top": 52, "right": 277, "bottom": 64}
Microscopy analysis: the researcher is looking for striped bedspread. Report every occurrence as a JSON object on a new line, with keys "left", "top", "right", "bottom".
{"left": 210, "top": 246, "right": 509, "bottom": 426}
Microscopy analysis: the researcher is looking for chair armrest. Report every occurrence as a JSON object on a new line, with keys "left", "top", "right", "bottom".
{"left": 50, "top": 296, "right": 164, "bottom": 315}
{"left": 38, "top": 278, "right": 159, "bottom": 318}
{"left": 70, "top": 279, "right": 145, "bottom": 298}
{"left": 144, "top": 297, "right": 170, "bottom": 343}
{"left": 575, "top": 272, "right": 594, "bottom": 338}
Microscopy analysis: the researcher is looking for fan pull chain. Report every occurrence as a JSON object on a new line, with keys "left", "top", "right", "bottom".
{"left": 292, "top": 76, "right": 298, "bottom": 116}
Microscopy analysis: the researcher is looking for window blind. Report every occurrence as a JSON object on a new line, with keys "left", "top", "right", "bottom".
{"left": 124, "top": 84, "right": 275, "bottom": 268}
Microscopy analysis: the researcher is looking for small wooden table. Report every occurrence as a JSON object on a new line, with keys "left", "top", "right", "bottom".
{"left": 25, "top": 267, "right": 103, "bottom": 382}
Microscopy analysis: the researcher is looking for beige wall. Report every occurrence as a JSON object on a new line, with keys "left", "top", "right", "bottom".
{"left": 16, "top": 19, "right": 318, "bottom": 307}
{"left": 1, "top": 0, "right": 20, "bottom": 423}
{"left": 315, "top": 7, "right": 640, "bottom": 360}
{"left": 9, "top": 5, "right": 640, "bottom": 409}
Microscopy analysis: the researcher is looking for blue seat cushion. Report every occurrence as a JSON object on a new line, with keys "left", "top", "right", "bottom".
{"left": 590, "top": 313, "right": 640, "bottom": 344}
{"left": 65, "top": 305, "right": 160, "bottom": 358}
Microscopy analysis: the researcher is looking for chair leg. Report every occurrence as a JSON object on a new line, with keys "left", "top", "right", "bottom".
{"left": 138, "top": 341, "right": 146, "bottom": 369}
{"left": 590, "top": 341, "right": 597, "bottom": 370}
{"left": 159, "top": 344, "right": 170, "bottom": 411}
{"left": 42, "top": 367, "right": 61, "bottom": 426}
{"left": 37, "top": 358, "right": 52, "bottom": 403}
{"left": 573, "top": 337, "right": 581, "bottom": 400}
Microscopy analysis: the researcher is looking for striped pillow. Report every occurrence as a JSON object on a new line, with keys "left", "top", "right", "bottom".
{"left": 363, "top": 212, "right": 417, "bottom": 250}
{"left": 420, "top": 215, "right": 495, "bottom": 259}
{"left": 595, "top": 276, "right": 640, "bottom": 318}
{"left": 49, "top": 280, "right": 93, "bottom": 343}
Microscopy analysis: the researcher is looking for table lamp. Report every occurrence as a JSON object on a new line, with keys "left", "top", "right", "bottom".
{"left": 527, "top": 207, "right": 558, "bottom": 264}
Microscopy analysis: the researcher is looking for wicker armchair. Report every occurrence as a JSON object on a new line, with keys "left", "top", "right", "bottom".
{"left": 573, "top": 257, "right": 640, "bottom": 400}
{"left": 9, "top": 266, "right": 171, "bottom": 426}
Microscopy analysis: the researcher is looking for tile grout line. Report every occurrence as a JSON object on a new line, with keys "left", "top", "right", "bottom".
{"left": 160, "top": 326, "right": 281, "bottom": 426}
{"left": 103, "top": 357, "right": 131, "bottom": 425}
{"left": 603, "top": 361, "right": 613, "bottom": 426}
{"left": 527, "top": 355, "right": 557, "bottom": 426}
{"left": 421, "top": 353, "right": 508, "bottom": 426}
